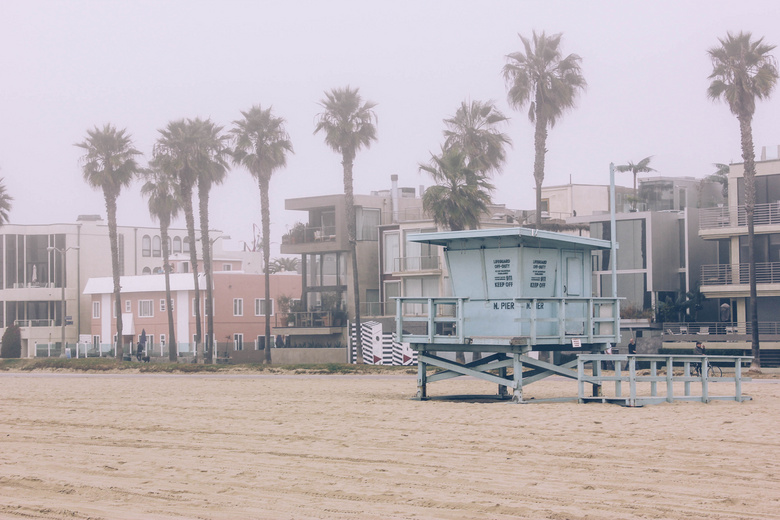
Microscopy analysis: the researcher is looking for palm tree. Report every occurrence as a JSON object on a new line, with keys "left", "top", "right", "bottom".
{"left": 315, "top": 86, "right": 377, "bottom": 364}
{"left": 141, "top": 167, "right": 181, "bottom": 361}
{"left": 231, "top": 105, "right": 293, "bottom": 364}
{"left": 420, "top": 146, "right": 494, "bottom": 231}
{"left": 708, "top": 163, "right": 730, "bottom": 198}
{"left": 503, "top": 31, "right": 586, "bottom": 226}
{"left": 443, "top": 99, "right": 511, "bottom": 175}
{"left": 708, "top": 31, "right": 778, "bottom": 371}
{"left": 153, "top": 119, "right": 204, "bottom": 361}
{"left": 0, "top": 177, "right": 13, "bottom": 224}
{"left": 268, "top": 257, "right": 299, "bottom": 274}
{"left": 76, "top": 124, "right": 141, "bottom": 360}
{"left": 191, "top": 118, "right": 231, "bottom": 364}
{"left": 615, "top": 156, "right": 655, "bottom": 210}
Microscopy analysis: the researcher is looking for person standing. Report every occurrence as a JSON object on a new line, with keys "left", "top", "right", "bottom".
{"left": 628, "top": 338, "right": 637, "bottom": 355}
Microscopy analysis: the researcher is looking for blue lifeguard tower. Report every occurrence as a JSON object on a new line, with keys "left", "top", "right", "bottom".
{"left": 395, "top": 227, "right": 621, "bottom": 402}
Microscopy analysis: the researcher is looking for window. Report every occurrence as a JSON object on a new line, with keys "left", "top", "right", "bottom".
{"left": 256, "top": 335, "right": 275, "bottom": 350}
{"left": 125, "top": 300, "right": 131, "bottom": 313}
{"left": 183, "top": 237, "right": 190, "bottom": 254}
{"left": 234, "top": 333, "right": 244, "bottom": 351}
{"left": 384, "top": 232, "right": 399, "bottom": 273}
{"left": 233, "top": 298, "right": 243, "bottom": 317}
{"left": 160, "top": 299, "right": 166, "bottom": 312}
{"left": 139, "top": 300, "right": 154, "bottom": 317}
{"left": 255, "top": 298, "right": 274, "bottom": 316}
{"left": 356, "top": 207, "right": 381, "bottom": 240}
{"left": 160, "top": 334, "right": 165, "bottom": 347}
{"left": 93, "top": 335, "right": 100, "bottom": 350}
{"left": 222, "top": 264, "right": 232, "bottom": 271}
{"left": 142, "top": 267, "right": 152, "bottom": 275}
{"left": 92, "top": 301, "right": 100, "bottom": 319}
{"left": 173, "top": 236, "right": 182, "bottom": 253}
{"left": 152, "top": 236, "right": 162, "bottom": 257}
{"left": 142, "top": 235, "right": 151, "bottom": 257}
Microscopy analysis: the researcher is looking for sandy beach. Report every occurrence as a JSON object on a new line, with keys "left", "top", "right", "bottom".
{"left": 0, "top": 372, "right": 778, "bottom": 519}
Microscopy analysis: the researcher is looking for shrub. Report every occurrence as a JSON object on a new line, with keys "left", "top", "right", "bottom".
{"left": 1, "top": 324, "right": 22, "bottom": 358}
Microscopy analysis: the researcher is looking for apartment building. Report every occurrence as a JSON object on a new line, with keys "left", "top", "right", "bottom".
{"left": 0, "top": 214, "right": 229, "bottom": 357}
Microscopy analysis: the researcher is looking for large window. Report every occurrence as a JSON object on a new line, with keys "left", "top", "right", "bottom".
{"left": 92, "top": 301, "right": 100, "bottom": 319}
{"left": 357, "top": 207, "right": 380, "bottom": 240}
{"left": 152, "top": 236, "right": 161, "bottom": 257}
{"left": 737, "top": 173, "right": 780, "bottom": 205}
{"left": 255, "top": 298, "right": 274, "bottom": 316}
{"left": 138, "top": 300, "right": 153, "bottom": 317}
{"left": 142, "top": 235, "right": 151, "bottom": 257}
{"left": 173, "top": 236, "right": 182, "bottom": 253}
{"left": 233, "top": 298, "right": 243, "bottom": 317}
{"left": 234, "top": 333, "right": 244, "bottom": 351}
{"left": 383, "top": 232, "right": 399, "bottom": 273}
{"left": 306, "top": 252, "right": 347, "bottom": 288}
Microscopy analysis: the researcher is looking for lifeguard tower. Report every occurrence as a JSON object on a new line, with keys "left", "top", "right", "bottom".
{"left": 395, "top": 227, "right": 621, "bottom": 402}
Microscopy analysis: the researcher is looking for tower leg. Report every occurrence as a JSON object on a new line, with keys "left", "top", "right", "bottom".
{"left": 416, "top": 351, "right": 428, "bottom": 400}
{"left": 512, "top": 353, "right": 523, "bottom": 403}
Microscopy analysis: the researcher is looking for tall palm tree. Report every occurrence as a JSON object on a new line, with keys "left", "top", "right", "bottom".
{"left": 153, "top": 119, "right": 204, "bottom": 361}
{"left": 76, "top": 124, "right": 141, "bottom": 360}
{"left": 615, "top": 156, "right": 655, "bottom": 210}
{"left": 708, "top": 31, "right": 778, "bottom": 371}
{"left": 708, "top": 163, "right": 730, "bottom": 198}
{"left": 315, "top": 86, "right": 377, "bottom": 364}
{"left": 443, "top": 99, "right": 511, "bottom": 175}
{"left": 231, "top": 105, "right": 293, "bottom": 364}
{"left": 191, "top": 118, "right": 231, "bottom": 364}
{"left": 0, "top": 177, "right": 14, "bottom": 224}
{"left": 503, "top": 31, "right": 586, "bottom": 226}
{"left": 420, "top": 146, "right": 494, "bottom": 231}
{"left": 141, "top": 167, "right": 181, "bottom": 361}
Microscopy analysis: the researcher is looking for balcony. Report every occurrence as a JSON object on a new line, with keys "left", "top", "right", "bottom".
{"left": 663, "top": 321, "right": 780, "bottom": 340}
{"left": 700, "top": 262, "right": 780, "bottom": 287}
{"left": 393, "top": 255, "right": 441, "bottom": 274}
{"left": 281, "top": 225, "right": 337, "bottom": 246}
{"left": 700, "top": 202, "right": 780, "bottom": 232}
{"left": 272, "top": 310, "right": 346, "bottom": 335}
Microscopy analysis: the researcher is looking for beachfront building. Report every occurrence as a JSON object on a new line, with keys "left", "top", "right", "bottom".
{"left": 83, "top": 269, "right": 301, "bottom": 361}
{"left": 697, "top": 149, "right": 780, "bottom": 365}
{"left": 0, "top": 215, "right": 232, "bottom": 358}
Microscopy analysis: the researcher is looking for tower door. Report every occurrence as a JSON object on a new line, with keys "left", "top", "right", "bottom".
{"left": 563, "top": 251, "right": 585, "bottom": 335}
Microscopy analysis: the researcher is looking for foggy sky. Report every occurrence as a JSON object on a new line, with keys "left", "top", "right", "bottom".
{"left": 1, "top": 0, "right": 779, "bottom": 255}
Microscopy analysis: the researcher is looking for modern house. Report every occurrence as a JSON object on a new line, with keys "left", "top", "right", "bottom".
{"left": 697, "top": 150, "right": 780, "bottom": 365}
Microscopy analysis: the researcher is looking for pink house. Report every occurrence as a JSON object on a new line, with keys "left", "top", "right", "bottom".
{"left": 83, "top": 271, "right": 301, "bottom": 357}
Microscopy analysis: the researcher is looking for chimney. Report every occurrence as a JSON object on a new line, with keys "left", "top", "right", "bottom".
{"left": 761, "top": 146, "right": 767, "bottom": 161}
{"left": 391, "top": 174, "right": 399, "bottom": 223}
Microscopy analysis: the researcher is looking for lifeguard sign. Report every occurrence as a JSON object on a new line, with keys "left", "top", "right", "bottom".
{"left": 395, "top": 227, "right": 620, "bottom": 402}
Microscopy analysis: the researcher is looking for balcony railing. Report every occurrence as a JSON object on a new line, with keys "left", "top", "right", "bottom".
{"left": 663, "top": 321, "right": 780, "bottom": 336}
{"left": 393, "top": 255, "right": 441, "bottom": 272}
{"left": 16, "top": 319, "right": 56, "bottom": 327}
{"left": 700, "top": 202, "right": 780, "bottom": 230}
{"left": 274, "top": 310, "right": 346, "bottom": 329}
{"left": 281, "top": 225, "right": 337, "bottom": 246}
{"left": 701, "top": 262, "right": 780, "bottom": 286}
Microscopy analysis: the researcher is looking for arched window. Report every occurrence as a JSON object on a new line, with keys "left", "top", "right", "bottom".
{"left": 183, "top": 237, "right": 190, "bottom": 253}
{"left": 142, "top": 267, "right": 152, "bottom": 275}
{"left": 142, "top": 235, "right": 151, "bottom": 257}
{"left": 173, "top": 236, "right": 182, "bottom": 253}
{"left": 152, "top": 236, "right": 161, "bottom": 257}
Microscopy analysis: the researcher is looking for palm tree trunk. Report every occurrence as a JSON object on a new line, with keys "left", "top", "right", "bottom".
{"left": 533, "top": 96, "right": 548, "bottom": 227}
{"left": 260, "top": 176, "right": 272, "bottom": 364}
{"left": 739, "top": 114, "right": 761, "bottom": 371}
{"left": 161, "top": 219, "right": 177, "bottom": 362}
{"left": 105, "top": 193, "right": 124, "bottom": 360}
{"left": 342, "top": 152, "right": 363, "bottom": 364}
{"left": 182, "top": 193, "right": 202, "bottom": 362}
{"left": 198, "top": 184, "right": 215, "bottom": 364}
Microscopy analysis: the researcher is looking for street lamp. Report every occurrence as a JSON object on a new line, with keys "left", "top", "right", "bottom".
{"left": 48, "top": 246, "right": 79, "bottom": 357}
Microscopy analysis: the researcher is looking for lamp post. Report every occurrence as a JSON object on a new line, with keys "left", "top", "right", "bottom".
{"left": 48, "top": 246, "right": 79, "bottom": 357}
{"left": 196, "top": 234, "right": 230, "bottom": 363}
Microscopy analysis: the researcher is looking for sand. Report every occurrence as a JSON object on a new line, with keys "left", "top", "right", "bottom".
{"left": 0, "top": 372, "right": 778, "bottom": 520}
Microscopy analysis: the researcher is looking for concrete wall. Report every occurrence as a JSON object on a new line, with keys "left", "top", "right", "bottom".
{"left": 230, "top": 347, "right": 347, "bottom": 364}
